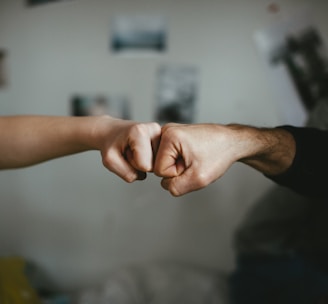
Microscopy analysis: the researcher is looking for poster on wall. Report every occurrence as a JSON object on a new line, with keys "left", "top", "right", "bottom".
{"left": 254, "top": 7, "right": 328, "bottom": 126}
{"left": 110, "top": 15, "right": 167, "bottom": 55}
{"left": 154, "top": 64, "right": 199, "bottom": 124}
{"left": 26, "top": 0, "right": 72, "bottom": 6}
{"left": 70, "top": 94, "right": 131, "bottom": 119}
{"left": 0, "top": 50, "right": 8, "bottom": 89}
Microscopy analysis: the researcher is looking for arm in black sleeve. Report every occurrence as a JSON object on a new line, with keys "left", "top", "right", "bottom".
{"left": 266, "top": 125, "right": 328, "bottom": 199}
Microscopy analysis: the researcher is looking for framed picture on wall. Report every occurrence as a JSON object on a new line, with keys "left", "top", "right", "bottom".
{"left": 154, "top": 64, "right": 199, "bottom": 124}
{"left": 70, "top": 94, "right": 131, "bottom": 119}
{"left": 0, "top": 50, "right": 8, "bottom": 89}
{"left": 26, "top": 0, "right": 72, "bottom": 6}
{"left": 110, "top": 15, "right": 167, "bottom": 56}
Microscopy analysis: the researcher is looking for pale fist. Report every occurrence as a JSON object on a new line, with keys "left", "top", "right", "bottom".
{"left": 98, "top": 117, "right": 161, "bottom": 182}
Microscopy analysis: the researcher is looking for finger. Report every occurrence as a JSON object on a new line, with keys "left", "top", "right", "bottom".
{"left": 157, "top": 156, "right": 186, "bottom": 177}
{"left": 125, "top": 148, "right": 147, "bottom": 180}
{"left": 161, "top": 176, "right": 194, "bottom": 196}
{"left": 161, "top": 177, "right": 185, "bottom": 197}
{"left": 161, "top": 168, "right": 206, "bottom": 196}
{"left": 150, "top": 127, "right": 162, "bottom": 167}
{"left": 175, "top": 156, "right": 186, "bottom": 175}
{"left": 127, "top": 123, "right": 161, "bottom": 172}
{"left": 147, "top": 122, "right": 162, "bottom": 170}
{"left": 154, "top": 123, "right": 189, "bottom": 177}
{"left": 154, "top": 140, "right": 183, "bottom": 178}
{"left": 102, "top": 149, "right": 138, "bottom": 183}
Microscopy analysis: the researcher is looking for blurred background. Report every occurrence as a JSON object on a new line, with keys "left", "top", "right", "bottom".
{"left": 0, "top": 0, "right": 328, "bottom": 303}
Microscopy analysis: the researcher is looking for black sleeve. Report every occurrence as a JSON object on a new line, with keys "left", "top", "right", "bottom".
{"left": 265, "top": 125, "right": 328, "bottom": 199}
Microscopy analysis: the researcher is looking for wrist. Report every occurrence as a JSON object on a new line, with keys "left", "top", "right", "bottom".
{"left": 85, "top": 115, "right": 119, "bottom": 150}
{"left": 232, "top": 125, "right": 296, "bottom": 175}
{"left": 222, "top": 124, "right": 261, "bottom": 161}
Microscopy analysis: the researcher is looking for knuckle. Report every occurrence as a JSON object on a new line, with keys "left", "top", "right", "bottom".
{"left": 153, "top": 168, "right": 161, "bottom": 177}
{"left": 130, "top": 123, "right": 148, "bottom": 137}
{"left": 149, "top": 122, "right": 161, "bottom": 132}
{"left": 102, "top": 155, "right": 112, "bottom": 170}
{"left": 153, "top": 163, "right": 163, "bottom": 176}
{"left": 162, "top": 126, "right": 180, "bottom": 141}
{"left": 101, "top": 150, "right": 116, "bottom": 169}
{"left": 161, "top": 123, "right": 174, "bottom": 134}
{"left": 170, "top": 189, "right": 181, "bottom": 197}
{"left": 194, "top": 172, "right": 210, "bottom": 189}
{"left": 169, "top": 183, "right": 182, "bottom": 197}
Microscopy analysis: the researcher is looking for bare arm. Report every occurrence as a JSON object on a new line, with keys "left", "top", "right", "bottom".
{"left": 154, "top": 123, "right": 296, "bottom": 196}
{"left": 230, "top": 124, "right": 296, "bottom": 176}
{"left": 0, "top": 115, "right": 161, "bottom": 182}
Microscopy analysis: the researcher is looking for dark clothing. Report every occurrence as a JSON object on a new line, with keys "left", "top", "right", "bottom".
{"left": 230, "top": 254, "right": 328, "bottom": 304}
{"left": 266, "top": 126, "right": 328, "bottom": 199}
{"left": 231, "top": 125, "right": 328, "bottom": 304}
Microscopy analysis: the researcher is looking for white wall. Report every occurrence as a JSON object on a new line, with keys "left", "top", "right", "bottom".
{"left": 0, "top": 0, "right": 327, "bottom": 290}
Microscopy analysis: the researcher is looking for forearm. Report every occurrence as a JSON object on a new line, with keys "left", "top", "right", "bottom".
{"left": 154, "top": 123, "right": 297, "bottom": 197}
{"left": 0, "top": 115, "right": 105, "bottom": 169}
{"left": 228, "top": 124, "right": 296, "bottom": 176}
{"left": 0, "top": 115, "right": 162, "bottom": 183}
{"left": 264, "top": 126, "right": 328, "bottom": 198}
{"left": 230, "top": 124, "right": 328, "bottom": 198}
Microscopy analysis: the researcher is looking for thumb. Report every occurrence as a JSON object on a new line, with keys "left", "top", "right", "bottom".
{"left": 161, "top": 166, "right": 199, "bottom": 196}
{"left": 154, "top": 138, "right": 186, "bottom": 178}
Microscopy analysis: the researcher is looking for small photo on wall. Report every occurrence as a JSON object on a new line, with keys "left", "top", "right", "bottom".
{"left": 111, "top": 15, "right": 167, "bottom": 55}
{"left": 26, "top": 0, "right": 72, "bottom": 6}
{"left": 70, "top": 94, "right": 131, "bottom": 119}
{"left": 155, "top": 64, "right": 199, "bottom": 124}
{"left": 0, "top": 50, "right": 8, "bottom": 89}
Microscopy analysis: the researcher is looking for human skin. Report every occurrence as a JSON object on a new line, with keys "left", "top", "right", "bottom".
{"left": 0, "top": 115, "right": 161, "bottom": 182}
{"left": 154, "top": 123, "right": 296, "bottom": 196}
